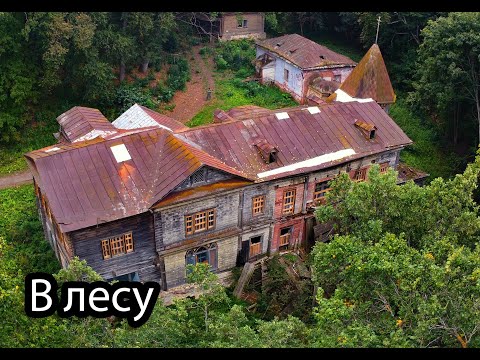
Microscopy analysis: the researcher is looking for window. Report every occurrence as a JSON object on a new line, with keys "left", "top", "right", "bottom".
{"left": 380, "top": 162, "right": 389, "bottom": 174}
{"left": 314, "top": 180, "right": 331, "bottom": 203}
{"left": 353, "top": 168, "right": 367, "bottom": 182}
{"left": 252, "top": 195, "right": 265, "bottom": 216}
{"left": 101, "top": 232, "right": 134, "bottom": 260}
{"left": 283, "top": 189, "right": 296, "bottom": 214}
{"left": 186, "top": 244, "right": 217, "bottom": 270}
{"left": 284, "top": 68, "right": 289, "bottom": 82}
{"left": 279, "top": 227, "right": 292, "bottom": 248}
{"left": 185, "top": 209, "right": 216, "bottom": 235}
{"left": 191, "top": 169, "right": 205, "bottom": 184}
{"left": 334, "top": 74, "right": 341, "bottom": 82}
{"left": 249, "top": 236, "right": 262, "bottom": 257}
{"left": 237, "top": 19, "right": 248, "bottom": 28}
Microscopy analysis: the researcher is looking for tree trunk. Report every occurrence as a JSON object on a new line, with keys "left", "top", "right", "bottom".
{"left": 140, "top": 59, "right": 149, "bottom": 74}
{"left": 119, "top": 62, "right": 126, "bottom": 82}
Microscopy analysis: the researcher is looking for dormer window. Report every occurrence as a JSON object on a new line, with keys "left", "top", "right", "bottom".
{"left": 254, "top": 139, "right": 278, "bottom": 164}
{"left": 354, "top": 119, "right": 377, "bottom": 140}
{"left": 319, "top": 55, "right": 325, "bottom": 59}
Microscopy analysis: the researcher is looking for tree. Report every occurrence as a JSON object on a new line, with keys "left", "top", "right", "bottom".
{"left": 410, "top": 12, "right": 480, "bottom": 146}
{"left": 311, "top": 157, "right": 480, "bottom": 347}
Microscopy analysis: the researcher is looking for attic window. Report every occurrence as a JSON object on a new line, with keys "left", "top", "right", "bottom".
{"left": 275, "top": 112, "right": 289, "bottom": 120}
{"left": 255, "top": 139, "right": 278, "bottom": 164}
{"left": 110, "top": 144, "right": 132, "bottom": 163}
{"left": 191, "top": 169, "right": 206, "bottom": 184}
{"left": 354, "top": 119, "right": 377, "bottom": 140}
{"left": 319, "top": 55, "right": 325, "bottom": 59}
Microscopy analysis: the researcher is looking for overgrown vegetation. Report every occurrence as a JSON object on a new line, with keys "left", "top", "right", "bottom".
{"left": 187, "top": 39, "right": 297, "bottom": 127}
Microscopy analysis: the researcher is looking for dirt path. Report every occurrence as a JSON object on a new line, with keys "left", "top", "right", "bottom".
{"left": 0, "top": 169, "right": 32, "bottom": 190}
{"left": 165, "top": 45, "right": 216, "bottom": 123}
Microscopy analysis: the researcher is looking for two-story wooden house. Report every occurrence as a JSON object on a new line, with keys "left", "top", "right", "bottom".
{"left": 25, "top": 100, "right": 413, "bottom": 290}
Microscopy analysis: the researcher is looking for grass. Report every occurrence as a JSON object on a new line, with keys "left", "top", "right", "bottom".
{"left": 0, "top": 184, "right": 59, "bottom": 274}
{"left": 389, "top": 99, "right": 462, "bottom": 181}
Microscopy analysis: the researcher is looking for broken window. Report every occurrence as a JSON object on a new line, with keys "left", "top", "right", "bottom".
{"left": 353, "top": 168, "right": 368, "bottom": 182}
{"left": 279, "top": 227, "right": 292, "bottom": 248}
{"left": 314, "top": 180, "right": 331, "bottom": 204}
{"left": 283, "top": 189, "right": 296, "bottom": 214}
{"left": 380, "top": 162, "right": 389, "bottom": 174}
{"left": 101, "top": 232, "right": 134, "bottom": 260}
{"left": 249, "top": 236, "right": 262, "bottom": 257}
{"left": 284, "top": 68, "right": 289, "bottom": 82}
{"left": 252, "top": 195, "right": 265, "bottom": 216}
{"left": 186, "top": 243, "right": 218, "bottom": 271}
{"left": 185, "top": 209, "right": 216, "bottom": 235}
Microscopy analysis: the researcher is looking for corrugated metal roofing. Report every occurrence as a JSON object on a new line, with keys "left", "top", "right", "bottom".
{"left": 26, "top": 128, "right": 253, "bottom": 233}
{"left": 27, "top": 101, "right": 412, "bottom": 233}
{"left": 112, "top": 103, "right": 188, "bottom": 132}
{"left": 176, "top": 101, "right": 412, "bottom": 181}
{"left": 57, "top": 107, "right": 118, "bottom": 143}
{"left": 338, "top": 44, "right": 396, "bottom": 104}
{"left": 257, "top": 34, "right": 356, "bottom": 69}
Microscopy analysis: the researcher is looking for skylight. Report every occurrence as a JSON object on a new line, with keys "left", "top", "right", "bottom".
{"left": 307, "top": 106, "right": 320, "bottom": 114}
{"left": 275, "top": 112, "right": 289, "bottom": 120}
{"left": 110, "top": 144, "right": 132, "bottom": 163}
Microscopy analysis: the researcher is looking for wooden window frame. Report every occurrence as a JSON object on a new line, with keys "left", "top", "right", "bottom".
{"left": 252, "top": 195, "right": 266, "bottom": 216}
{"left": 101, "top": 232, "right": 134, "bottom": 260}
{"left": 185, "top": 208, "right": 216, "bottom": 236}
{"left": 279, "top": 227, "right": 292, "bottom": 247}
{"left": 284, "top": 68, "right": 289, "bottom": 82}
{"left": 353, "top": 168, "right": 368, "bottom": 182}
{"left": 186, "top": 243, "right": 218, "bottom": 271}
{"left": 282, "top": 189, "right": 296, "bottom": 215}
{"left": 379, "top": 162, "right": 389, "bottom": 174}
{"left": 313, "top": 179, "right": 332, "bottom": 204}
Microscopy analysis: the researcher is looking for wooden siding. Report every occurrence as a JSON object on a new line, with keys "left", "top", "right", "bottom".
{"left": 70, "top": 212, "right": 161, "bottom": 283}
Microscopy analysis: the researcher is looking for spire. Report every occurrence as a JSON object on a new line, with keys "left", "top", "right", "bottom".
{"left": 375, "top": 15, "right": 381, "bottom": 44}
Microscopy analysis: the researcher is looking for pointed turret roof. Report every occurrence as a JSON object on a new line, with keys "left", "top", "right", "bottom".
{"left": 337, "top": 44, "right": 396, "bottom": 105}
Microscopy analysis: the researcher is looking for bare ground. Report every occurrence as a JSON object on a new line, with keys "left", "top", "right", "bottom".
{"left": 0, "top": 170, "right": 32, "bottom": 190}
{"left": 164, "top": 45, "right": 216, "bottom": 123}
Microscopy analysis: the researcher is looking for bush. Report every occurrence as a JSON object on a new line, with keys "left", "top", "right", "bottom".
{"left": 166, "top": 58, "right": 190, "bottom": 92}
{"left": 115, "top": 84, "right": 157, "bottom": 112}
{"left": 214, "top": 39, "right": 256, "bottom": 72}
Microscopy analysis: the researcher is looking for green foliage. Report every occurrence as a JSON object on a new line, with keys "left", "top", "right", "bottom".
{"left": 214, "top": 39, "right": 255, "bottom": 72}
{"left": 114, "top": 83, "right": 157, "bottom": 113}
{"left": 166, "top": 58, "right": 190, "bottom": 92}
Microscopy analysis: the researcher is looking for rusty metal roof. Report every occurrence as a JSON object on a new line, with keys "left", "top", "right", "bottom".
{"left": 177, "top": 101, "right": 412, "bottom": 181}
{"left": 25, "top": 128, "right": 254, "bottom": 233}
{"left": 57, "top": 106, "right": 118, "bottom": 143}
{"left": 257, "top": 34, "right": 356, "bottom": 70}
{"left": 27, "top": 101, "right": 412, "bottom": 233}
{"left": 339, "top": 44, "right": 396, "bottom": 104}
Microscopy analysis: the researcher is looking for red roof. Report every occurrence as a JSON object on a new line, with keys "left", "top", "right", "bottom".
{"left": 257, "top": 34, "right": 356, "bottom": 69}
{"left": 57, "top": 107, "right": 117, "bottom": 143}
{"left": 26, "top": 101, "right": 412, "bottom": 233}
{"left": 338, "top": 44, "right": 396, "bottom": 104}
{"left": 26, "top": 128, "right": 253, "bottom": 232}
{"left": 177, "top": 101, "right": 412, "bottom": 180}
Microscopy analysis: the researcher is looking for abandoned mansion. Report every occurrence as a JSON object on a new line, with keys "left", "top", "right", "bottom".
{"left": 25, "top": 98, "right": 417, "bottom": 290}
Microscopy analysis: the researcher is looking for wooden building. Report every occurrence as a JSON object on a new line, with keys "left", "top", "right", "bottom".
{"left": 26, "top": 100, "right": 414, "bottom": 290}
{"left": 255, "top": 34, "right": 356, "bottom": 103}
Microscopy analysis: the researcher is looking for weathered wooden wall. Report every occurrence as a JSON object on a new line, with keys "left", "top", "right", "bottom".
{"left": 70, "top": 212, "right": 161, "bottom": 283}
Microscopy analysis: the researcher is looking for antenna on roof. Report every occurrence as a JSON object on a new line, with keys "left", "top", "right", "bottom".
{"left": 375, "top": 15, "right": 381, "bottom": 44}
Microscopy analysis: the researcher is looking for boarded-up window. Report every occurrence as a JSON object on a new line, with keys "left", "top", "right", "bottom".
{"left": 252, "top": 195, "right": 265, "bottom": 216}
{"left": 283, "top": 189, "right": 296, "bottom": 214}
{"left": 353, "top": 168, "right": 367, "bottom": 182}
{"left": 380, "top": 162, "right": 389, "bottom": 174}
{"left": 249, "top": 236, "right": 262, "bottom": 257}
{"left": 284, "top": 68, "right": 289, "bottom": 82}
{"left": 279, "top": 227, "right": 292, "bottom": 248}
{"left": 101, "top": 232, "right": 134, "bottom": 260}
{"left": 185, "top": 208, "right": 216, "bottom": 236}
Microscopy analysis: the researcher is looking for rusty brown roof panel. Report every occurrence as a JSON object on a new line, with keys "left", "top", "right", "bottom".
{"left": 339, "top": 44, "right": 396, "bottom": 104}
{"left": 56, "top": 107, "right": 117, "bottom": 143}
{"left": 257, "top": 34, "right": 356, "bottom": 69}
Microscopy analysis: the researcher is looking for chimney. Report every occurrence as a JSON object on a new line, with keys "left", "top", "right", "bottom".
{"left": 254, "top": 139, "right": 278, "bottom": 164}
{"left": 354, "top": 119, "right": 377, "bottom": 140}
